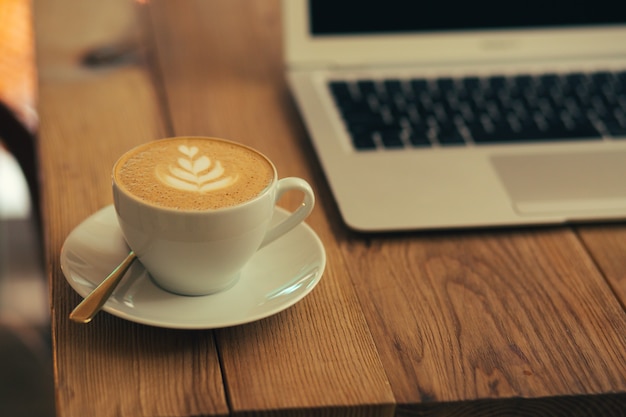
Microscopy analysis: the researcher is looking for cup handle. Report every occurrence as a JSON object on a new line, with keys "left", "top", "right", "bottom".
{"left": 259, "top": 177, "right": 315, "bottom": 248}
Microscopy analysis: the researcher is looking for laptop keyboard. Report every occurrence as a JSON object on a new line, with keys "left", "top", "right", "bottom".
{"left": 328, "top": 71, "right": 626, "bottom": 150}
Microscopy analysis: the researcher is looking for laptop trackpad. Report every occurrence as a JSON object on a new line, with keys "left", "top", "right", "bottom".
{"left": 491, "top": 151, "right": 626, "bottom": 215}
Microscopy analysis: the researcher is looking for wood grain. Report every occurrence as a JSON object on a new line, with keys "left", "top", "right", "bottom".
{"left": 344, "top": 228, "right": 626, "bottom": 413}
{"left": 35, "top": 1, "right": 228, "bottom": 415}
{"left": 576, "top": 224, "right": 626, "bottom": 307}
{"left": 147, "top": 1, "right": 395, "bottom": 415}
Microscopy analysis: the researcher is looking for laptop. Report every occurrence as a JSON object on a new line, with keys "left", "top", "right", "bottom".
{"left": 282, "top": 0, "right": 626, "bottom": 231}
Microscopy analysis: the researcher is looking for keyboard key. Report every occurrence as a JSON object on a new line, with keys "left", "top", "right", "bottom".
{"left": 352, "top": 133, "right": 377, "bottom": 150}
{"left": 438, "top": 130, "right": 466, "bottom": 145}
{"left": 407, "top": 127, "right": 431, "bottom": 147}
{"left": 357, "top": 80, "right": 377, "bottom": 97}
{"left": 329, "top": 81, "right": 352, "bottom": 101}
{"left": 605, "top": 120, "right": 626, "bottom": 137}
{"left": 383, "top": 79, "right": 404, "bottom": 96}
{"left": 379, "top": 130, "right": 405, "bottom": 148}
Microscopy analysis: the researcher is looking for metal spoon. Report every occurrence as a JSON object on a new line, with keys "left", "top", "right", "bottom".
{"left": 69, "top": 251, "right": 137, "bottom": 323}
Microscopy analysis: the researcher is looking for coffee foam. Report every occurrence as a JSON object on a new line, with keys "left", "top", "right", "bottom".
{"left": 115, "top": 138, "right": 274, "bottom": 210}
{"left": 156, "top": 144, "right": 238, "bottom": 192}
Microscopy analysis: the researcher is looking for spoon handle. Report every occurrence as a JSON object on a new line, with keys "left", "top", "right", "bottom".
{"left": 69, "top": 251, "right": 137, "bottom": 323}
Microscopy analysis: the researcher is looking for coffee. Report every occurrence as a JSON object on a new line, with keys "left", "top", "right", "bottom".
{"left": 114, "top": 137, "right": 274, "bottom": 210}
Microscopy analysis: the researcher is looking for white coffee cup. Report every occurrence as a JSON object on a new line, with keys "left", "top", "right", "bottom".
{"left": 112, "top": 137, "right": 315, "bottom": 296}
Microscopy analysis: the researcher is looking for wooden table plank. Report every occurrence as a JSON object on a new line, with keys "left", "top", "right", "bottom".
{"left": 34, "top": 1, "right": 229, "bottom": 415}
{"left": 146, "top": 1, "right": 396, "bottom": 415}
{"left": 577, "top": 224, "right": 626, "bottom": 305}
{"left": 344, "top": 227, "right": 626, "bottom": 414}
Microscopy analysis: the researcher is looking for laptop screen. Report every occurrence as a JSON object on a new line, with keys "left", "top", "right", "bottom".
{"left": 310, "top": 0, "right": 626, "bottom": 35}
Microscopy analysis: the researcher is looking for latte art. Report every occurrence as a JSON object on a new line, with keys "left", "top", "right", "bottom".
{"left": 114, "top": 137, "right": 275, "bottom": 210}
{"left": 156, "top": 145, "right": 238, "bottom": 192}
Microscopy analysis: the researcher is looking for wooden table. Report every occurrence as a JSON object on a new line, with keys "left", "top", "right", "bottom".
{"left": 34, "top": 1, "right": 626, "bottom": 416}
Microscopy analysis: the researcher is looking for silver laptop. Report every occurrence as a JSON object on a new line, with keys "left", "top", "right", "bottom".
{"left": 282, "top": 0, "right": 626, "bottom": 231}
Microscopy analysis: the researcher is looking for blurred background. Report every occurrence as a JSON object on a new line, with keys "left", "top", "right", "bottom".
{"left": 0, "top": 146, "right": 54, "bottom": 417}
{"left": 1, "top": 0, "right": 55, "bottom": 415}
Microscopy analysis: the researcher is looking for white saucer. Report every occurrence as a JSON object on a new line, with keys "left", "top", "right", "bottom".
{"left": 60, "top": 205, "right": 326, "bottom": 329}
